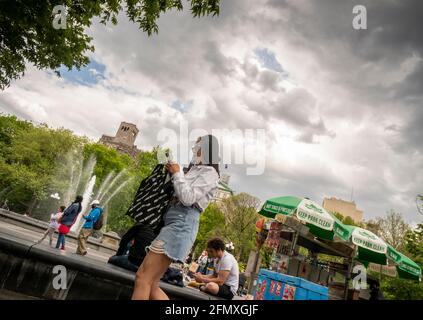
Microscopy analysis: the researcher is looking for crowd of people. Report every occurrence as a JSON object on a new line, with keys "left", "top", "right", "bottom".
{"left": 35, "top": 135, "right": 241, "bottom": 300}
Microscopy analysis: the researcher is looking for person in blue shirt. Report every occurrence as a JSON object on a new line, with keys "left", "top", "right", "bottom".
{"left": 76, "top": 200, "right": 103, "bottom": 256}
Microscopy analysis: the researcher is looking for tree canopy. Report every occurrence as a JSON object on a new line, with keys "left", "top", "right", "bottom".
{"left": 364, "top": 211, "right": 423, "bottom": 300}
{"left": 193, "top": 192, "right": 261, "bottom": 263}
{"left": 0, "top": 115, "right": 86, "bottom": 214}
{"left": 0, "top": 0, "right": 220, "bottom": 89}
{"left": 0, "top": 114, "right": 158, "bottom": 235}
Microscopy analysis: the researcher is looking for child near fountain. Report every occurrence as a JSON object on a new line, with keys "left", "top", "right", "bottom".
{"left": 36, "top": 206, "right": 66, "bottom": 246}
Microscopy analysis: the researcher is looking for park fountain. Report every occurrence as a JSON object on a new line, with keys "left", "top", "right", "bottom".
{"left": 70, "top": 175, "right": 97, "bottom": 233}
{"left": 95, "top": 171, "right": 115, "bottom": 201}
{"left": 62, "top": 151, "right": 83, "bottom": 206}
{"left": 102, "top": 178, "right": 132, "bottom": 207}
{"left": 35, "top": 150, "right": 131, "bottom": 233}
{"left": 98, "top": 169, "right": 128, "bottom": 203}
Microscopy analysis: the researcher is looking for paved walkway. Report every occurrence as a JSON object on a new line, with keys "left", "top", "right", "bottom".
{"left": 0, "top": 220, "right": 111, "bottom": 264}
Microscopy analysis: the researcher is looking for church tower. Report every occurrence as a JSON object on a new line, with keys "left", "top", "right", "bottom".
{"left": 99, "top": 122, "right": 140, "bottom": 158}
{"left": 114, "top": 122, "right": 139, "bottom": 146}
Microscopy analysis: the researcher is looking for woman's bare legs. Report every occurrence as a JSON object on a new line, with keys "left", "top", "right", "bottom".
{"left": 132, "top": 251, "right": 171, "bottom": 300}
{"left": 150, "top": 286, "right": 170, "bottom": 300}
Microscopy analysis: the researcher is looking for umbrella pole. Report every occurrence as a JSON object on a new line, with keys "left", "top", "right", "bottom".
{"left": 379, "top": 264, "right": 383, "bottom": 282}
{"left": 344, "top": 247, "right": 357, "bottom": 300}
{"left": 247, "top": 243, "right": 263, "bottom": 295}
{"left": 290, "top": 230, "right": 299, "bottom": 256}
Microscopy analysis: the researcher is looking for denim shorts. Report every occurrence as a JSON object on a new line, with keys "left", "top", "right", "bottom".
{"left": 148, "top": 203, "right": 200, "bottom": 263}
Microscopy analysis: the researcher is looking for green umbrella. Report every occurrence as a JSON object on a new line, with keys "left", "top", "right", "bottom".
{"left": 387, "top": 245, "right": 421, "bottom": 281}
{"left": 259, "top": 197, "right": 422, "bottom": 281}
{"left": 259, "top": 196, "right": 351, "bottom": 241}
{"left": 345, "top": 226, "right": 421, "bottom": 280}
{"left": 344, "top": 225, "right": 388, "bottom": 265}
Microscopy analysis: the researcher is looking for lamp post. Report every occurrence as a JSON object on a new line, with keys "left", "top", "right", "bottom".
{"left": 416, "top": 195, "right": 423, "bottom": 216}
{"left": 50, "top": 193, "right": 61, "bottom": 210}
{"left": 247, "top": 218, "right": 269, "bottom": 295}
{"left": 50, "top": 193, "right": 61, "bottom": 200}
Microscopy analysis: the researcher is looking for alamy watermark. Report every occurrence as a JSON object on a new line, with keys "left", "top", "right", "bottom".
{"left": 353, "top": 5, "right": 367, "bottom": 30}
{"left": 352, "top": 265, "right": 368, "bottom": 290}
{"left": 52, "top": 5, "right": 67, "bottom": 30}
{"left": 155, "top": 120, "right": 267, "bottom": 176}
{"left": 52, "top": 265, "right": 67, "bottom": 290}
{"left": 52, "top": 4, "right": 368, "bottom": 31}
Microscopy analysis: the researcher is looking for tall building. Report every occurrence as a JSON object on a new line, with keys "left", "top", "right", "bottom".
{"left": 214, "top": 174, "right": 235, "bottom": 202}
{"left": 99, "top": 122, "right": 140, "bottom": 158}
{"left": 322, "top": 197, "right": 364, "bottom": 223}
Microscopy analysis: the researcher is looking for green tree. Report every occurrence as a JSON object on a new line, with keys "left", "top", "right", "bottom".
{"left": 380, "top": 277, "right": 423, "bottom": 300}
{"left": 193, "top": 202, "right": 225, "bottom": 256}
{"left": 364, "top": 210, "right": 410, "bottom": 251}
{"left": 0, "top": 116, "right": 84, "bottom": 215}
{"left": 379, "top": 219, "right": 423, "bottom": 300}
{"left": 343, "top": 216, "right": 356, "bottom": 226}
{"left": 332, "top": 212, "right": 345, "bottom": 223}
{"left": 0, "top": 0, "right": 220, "bottom": 89}
{"left": 0, "top": 114, "right": 160, "bottom": 235}
{"left": 193, "top": 193, "right": 262, "bottom": 264}
{"left": 364, "top": 219, "right": 383, "bottom": 237}
{"left": 105, "top": 149, "right": 160, "bottom": 235}
{"left": 332, "top": 211, "right": 360, "bottom": 227}
{"left": 405, "top": 223, "right": 423, "bottom": 267}
{"left": 416, "top": 194, "right": 423, "bottom": 215}
{"left": 84, "top": 143, "right": 132, "bottom": 182}
{"left": 378, "top": 210, "right": 410, "bottom": 251}
{"left": 0, "top": 114, "right": 33, "bottom": 148}
{"left": 260, "top": 246, "right": 274, "bottom": 269}
{"left": 220, "top": 192, "right": 261, "bottom": 262}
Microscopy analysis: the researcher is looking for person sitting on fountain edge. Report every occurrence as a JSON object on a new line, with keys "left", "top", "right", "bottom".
{"left": 108, "top": 222, "right": 159, "bottom": 272}
{"left": 194, "top": 238, "right": 239, "bottom": 300}
{"left": 76, "top": 200, "right": 103, "bottom": 256}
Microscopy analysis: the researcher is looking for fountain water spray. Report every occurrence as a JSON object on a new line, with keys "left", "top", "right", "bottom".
{"left": 102, "top": 177, "right": 133, "bottom": 208}
{"left": 70, "top": 175, "right": 97, "bottom": 234}
{"left": 79, "top": 155, "right": 97, "bottom": 193}
{"left": 95, "top": 171, "right": 115, "bottom": 200}
{"left": 63, "top": 153, "right": 83, "bottom": 205}
{"left": 99, "top": 169, "right": 128, "bottom": 203}
{"left": 37, "top": 149, "right": 132, "bottom": 232}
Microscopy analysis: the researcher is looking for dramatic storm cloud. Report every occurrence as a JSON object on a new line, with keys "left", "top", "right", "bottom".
{"left": 1, "top": 0, "right": 422, "bottom": 224}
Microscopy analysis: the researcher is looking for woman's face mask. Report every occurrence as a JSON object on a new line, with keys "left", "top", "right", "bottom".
{"left": 191, "top": 140, "right": 202, "bottom": 165}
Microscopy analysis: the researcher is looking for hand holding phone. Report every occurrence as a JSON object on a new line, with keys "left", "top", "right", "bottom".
{"left": 166, "top": 162, "right": 180, "bottom": 175}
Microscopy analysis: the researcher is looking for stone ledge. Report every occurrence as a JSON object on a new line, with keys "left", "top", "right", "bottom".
{"left": 0, "top": 232, "right": 222, "bottom": 300}
{"left": 0, "top": 209, "right": 118, "bottom": 255}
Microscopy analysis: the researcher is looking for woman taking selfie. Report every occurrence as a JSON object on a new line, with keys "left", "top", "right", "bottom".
{"left": 131, "top": 135, "right": 220, "bottom": 300}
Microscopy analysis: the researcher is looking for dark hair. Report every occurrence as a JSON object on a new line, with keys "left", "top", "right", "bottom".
{"left": 206, "top": 238, "right": 226, "bottom": 251}
{"left": 195, "top": 135, "right": 220, "bottom": 176}
{"left": 59, "top": 206, "right": 66, "bottom": 212}
{"left": 75, "top": 195, "right": 83, "bottom": 203}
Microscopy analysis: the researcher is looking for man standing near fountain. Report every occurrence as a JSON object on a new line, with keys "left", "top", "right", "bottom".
{"left": 76, "top": 200, "right": 103, "bottom": 256}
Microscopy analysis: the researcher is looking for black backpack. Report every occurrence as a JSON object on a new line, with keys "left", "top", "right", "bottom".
{"left": 161, "top": 267, "right": 184, "bottom": 287}
{"left": 93, "top": 208, "right": 104, "bottom": 230}
{"left": 126, "top": 164, "right": 174, "bottom": 229}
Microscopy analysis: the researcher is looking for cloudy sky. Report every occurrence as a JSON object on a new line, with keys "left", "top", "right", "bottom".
{"left": 1, "top": 0, "right": 422, "bottom": 224}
